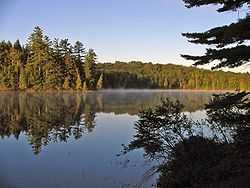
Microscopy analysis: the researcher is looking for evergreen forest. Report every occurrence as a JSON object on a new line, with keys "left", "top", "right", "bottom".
{"left": 1, "top": 26, "right": 249, "bottom": 91}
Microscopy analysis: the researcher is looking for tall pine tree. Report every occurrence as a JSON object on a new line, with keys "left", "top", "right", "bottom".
{"left": 8, "top": 45, "right": 21, "bottom": 89}
{"left": 73, "top": 41, "right": 85, "bottom": 88}
{"left": 84, "top": 49, "right": 97, "bottom": 90}
{"left": 26, "top": 26, "right": 50, "bottom": 89}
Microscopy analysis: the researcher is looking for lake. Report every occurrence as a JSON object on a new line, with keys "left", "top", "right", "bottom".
{"left": 0, "top": 90, "right": 220, "bottom": 188}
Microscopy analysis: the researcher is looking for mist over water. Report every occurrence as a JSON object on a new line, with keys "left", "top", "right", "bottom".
{"left": 0, "top": 90, "right": 220, "bottom": 188}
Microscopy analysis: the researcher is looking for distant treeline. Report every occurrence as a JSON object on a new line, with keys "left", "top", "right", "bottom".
{"left": 1, "top": 26, "right": 250, "bottom": 91}
{"left": 98, "top": 61, "right": 250, "bottom": 90}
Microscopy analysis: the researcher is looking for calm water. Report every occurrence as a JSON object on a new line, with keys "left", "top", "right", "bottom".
{"left": 0, "top": 90, "right": 218, "bottom": 188}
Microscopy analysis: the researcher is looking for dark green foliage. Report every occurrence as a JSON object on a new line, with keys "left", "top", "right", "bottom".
{"left": 205, "top": 91, "right": 250, "bottom": 124}
{"left": 182, "top": 45, "right": 250, "bottom": 69}
{"left": 98, "top": 61, "right": 250, "bottom": 90}
{"left": 73, "top": 41, "right": 85, "bottom": 85}
{"left": 1, "top": 26, "right": 250, "bottom": 91}
{"left": 84, "top": 49, "right": 97, "bottom": 90}
{"left": 63, "top": 54, "right": 78, "bottom": 89}
{"left": 0, "top": 26, "right": 97, "bottom": 90}
{"left": 73, "top": 41, "right": 85, "bottom": 61}
{"left": 0, "top": 93, "right": 97, "bottom": 154}
{"left": 125, "top": 92, "right": 250, "bottom": 188}
{"left": 49, "top": 38, "right": 65, "bottom": 89}
{"left": 124, "top": 99, "right": 193, "bottom": 160}
{"left": 125, "top": 2, "right": 250, "bottom": 185}
{"left": 8, "top": 45, "right": 22, "bottom": 89}
{"left": 183, "top": 0, "right": 250, "bottom": 12}
{"left": 182, "top": 17, "right": 250, "bottom": 48}
{"left": 0, "top": 91, "right": 213, "bottom": 154}
{"left": 182, "top": 0, "right": 250, "bottom": 69}
{"left": 158, "top": 136, "right": 227, "bottom": 188}
{"left": 0, "top": 40, "right": 26, "bottom": 89}
{"left": 26, "top": 27, "right": 50, "bottom": 88}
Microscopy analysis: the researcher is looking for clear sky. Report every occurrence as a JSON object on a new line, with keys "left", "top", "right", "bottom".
{"left": 1, "top": 0, "right": 244, "bottom": 70}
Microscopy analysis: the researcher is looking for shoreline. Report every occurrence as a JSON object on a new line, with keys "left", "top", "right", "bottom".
{"left": 0, "top": 88, "right": 246, "bottom": 93}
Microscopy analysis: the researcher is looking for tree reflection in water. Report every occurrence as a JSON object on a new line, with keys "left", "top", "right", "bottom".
{"left": 0, "top": 92, "right": 96, "bottom": 155}
{"left": 0, "top": 90, "right": 213, "bottom": 155}
{"left": 124, "top": 91, "right": 250, "bottom": 188}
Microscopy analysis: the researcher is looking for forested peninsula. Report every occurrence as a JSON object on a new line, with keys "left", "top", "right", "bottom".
{"left": 1, "top": 26, "right": 250, "bottom": 91}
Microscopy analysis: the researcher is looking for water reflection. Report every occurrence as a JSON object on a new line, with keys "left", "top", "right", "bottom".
{"left": 124, "top": 91, "right": 250, "bottom": 188}
{"left": 0, "top": 90, "right": 214, "bottom": 155}
{"left": 0, "top": 92, "right": 97, "bottom": 154}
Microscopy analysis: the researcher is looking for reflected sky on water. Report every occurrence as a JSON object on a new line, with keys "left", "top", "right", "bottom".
{"left": 0, "top": 90, "right": 218, "bottom": 188}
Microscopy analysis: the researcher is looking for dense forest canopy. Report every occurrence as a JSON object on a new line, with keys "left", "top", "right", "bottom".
{"left": 0, "top": 26, "right": 99, "bottom": 90}
{"left": 0, "top": 26, "right": 249, "bottom": 91}
{"left": 98, "top": 61, "right": 250, "bottom": 90}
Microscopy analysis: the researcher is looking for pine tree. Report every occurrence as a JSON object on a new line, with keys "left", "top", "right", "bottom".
{"left": 42, "top": 36, "right": 59, "bottom": 89}
{"left": 43, "top": 61, "right": 63, "bottom": 89}
{"left": 59, "top": 39, "right": 72, "bottom": 56}
{"left": 84, "top": 49, "right": 97, "bottom": 90}
{"left": 73, "top": 41, "right": 85, "bottom": 65}
{"left": 64, "top": 53, "right": 77, "bottom": 89}
{"left": 51, "top": 38, "right": 65, "bottom": 88}
{"left": 8, "top": 46, "right": 22, "bottom": 89}
{"left": 13, "top": 39, "right": 22, "bottom": 51}
{"left": 0, "top": 41, "right": 12, "bottom": 88}
{"left": 73, "top": 41, "right": 85, "bottom": 87}
{"left": 181, "top": 0, "right": 250, "bottom": 69}
{"left": 0, "top": 27, "right": 99, "bottom": 90}
{"left": 26, "top": 26, "right": 50, "bottom": 89}
{"left": 74, "top": 41, "right": 85, "bottom": 60}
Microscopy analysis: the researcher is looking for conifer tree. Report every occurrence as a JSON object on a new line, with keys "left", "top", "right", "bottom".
{"left": 8, "top": 45, "right": 22, "bottom": 89}
{"left": 42, "top": 36, "right": 59, "bottom": 89}
{"left": 51, "top": 38, "right": 65, "bottom": 88}
{"left": 0, "top": 41, "right": 12, "bottom": 88}
{"left": 26, "top": 26, "right": 50, "bottom": 88}
{"left": 73, "top": 41, "right": 85, "bottom": 88}
{"left": 64, "top": 53, "right": 78, "bottom": 89}
{"left": 181, "top": 0, "right": 250, "bottom": 69}
{"left": 59, "top": 39, "right": 72, "bottom": 56}
{"left": 84, "top": 49, "right": 97, "bottom": 89}
{"left": 13, "top": 40, "right": 22, "bottom": 51}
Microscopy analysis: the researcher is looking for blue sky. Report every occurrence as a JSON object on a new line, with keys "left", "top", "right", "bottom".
{"left": 0, "top": 0, "right": 240, "bottom": 67}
